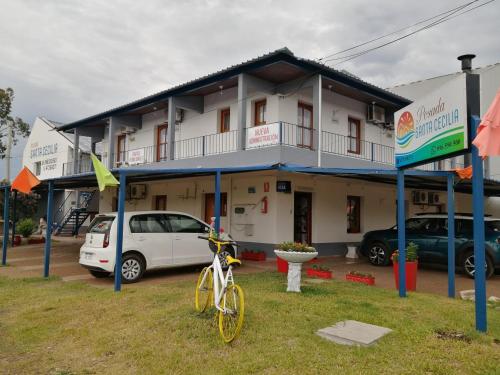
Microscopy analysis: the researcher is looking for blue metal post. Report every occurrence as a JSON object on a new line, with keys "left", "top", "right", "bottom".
{"left": 2, "top": 186, "right": 10, "bottom": 266}
{"left": 397, "top": 169, "right": 406, "bottom": 297}
{"left": 447, "top": 174, "right": 455, "bottom": 298}
{"left": 471, "top": 115, "right": 487, "bottom": 332}
{"left": 214, "top": 170, "right": 221, "bottom": 237}
{"left": 43, "top": 181, "right": 54, "bottom": 277}
{"left": 114, "top": 172, "right": 127, "bottom": 292}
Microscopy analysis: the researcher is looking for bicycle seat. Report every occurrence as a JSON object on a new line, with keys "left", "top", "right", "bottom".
{"left": 225, "top": 255, "right": 242, "bottom": 267}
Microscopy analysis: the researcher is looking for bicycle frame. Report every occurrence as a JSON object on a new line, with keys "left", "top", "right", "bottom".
{"left": 200, "top": 254, "right": 234, "bottom": 313}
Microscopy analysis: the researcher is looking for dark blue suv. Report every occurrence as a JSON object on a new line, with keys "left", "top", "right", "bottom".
{"left": 359, "top": 214, "right": 500, "bottom": 278}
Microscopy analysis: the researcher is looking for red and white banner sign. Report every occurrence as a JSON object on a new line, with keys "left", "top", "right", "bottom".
{"left": 246, "top": 123, "right": 280, "bottom": 149}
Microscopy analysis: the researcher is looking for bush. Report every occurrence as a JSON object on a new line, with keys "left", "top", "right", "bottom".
{"left": 17, "top": 218, "right": 35, "bottom": 238}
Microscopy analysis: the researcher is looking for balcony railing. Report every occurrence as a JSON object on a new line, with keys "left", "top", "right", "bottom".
{"left": 62, "top": 122, "right": 456, "bottom": 176}
{"left": 321, "top": 131, "right": 394, "bottom": 165}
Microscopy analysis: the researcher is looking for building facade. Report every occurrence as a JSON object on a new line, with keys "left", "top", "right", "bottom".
{"left": 50, "top": 49, "right": 500, "bottom": 255}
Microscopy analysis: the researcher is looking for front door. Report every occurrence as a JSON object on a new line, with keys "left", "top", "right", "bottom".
{"left": 204, "top": 193, "right": 227, "bottom": 224}
{"left": 166, "top": 214, "right": 212, "bottom": 264}
{"left": 154, "top": 195, "right": 167, "bottom": 210}
{"left": 294, "top": 192, "right": 312, "bottom": 245}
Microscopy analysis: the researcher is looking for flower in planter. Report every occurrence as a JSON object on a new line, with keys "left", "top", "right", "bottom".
{"left": 277, "top": 241, "right": 316, "bottom": 253}
{"left": 391, "top": 242, "right": 419, "bottom": 263}
{"left": 347, "top": 270, "right": 374, "bottom": 279}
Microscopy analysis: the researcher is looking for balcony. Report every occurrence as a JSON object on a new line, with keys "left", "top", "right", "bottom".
{"left": 62, "top": 122, "right": 451, "bottom": 176}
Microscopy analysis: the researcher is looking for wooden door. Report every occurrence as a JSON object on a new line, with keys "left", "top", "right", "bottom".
{"left": 204, "top": 193, "right": 227, "bottom": 224}
{"left": 154, "top": 195, "right": 167, "bottom": 210}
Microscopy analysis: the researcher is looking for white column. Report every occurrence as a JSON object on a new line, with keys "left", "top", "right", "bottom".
{"left": 237, "top": 73, "right": 248, "bottom": 151}
{"left": 167, "top": 97, "right": 176, "bottom": 160}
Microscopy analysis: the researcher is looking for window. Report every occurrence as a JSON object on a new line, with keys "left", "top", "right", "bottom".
{"left": 297, "top": 102, "right": 313, "bottom": 149}
{"left": 117, "top": 134, "right": 126, "bottom": 163}
{"left": 88, "top": 216, "right": 114, "bottom": 234}
{"left": 156, "top": 124, "right": 168, "bottom": 162}
{"left": 167, "top": 214, "right": 206, "bottom": 233}
{"left": 154, "top": 195, "right": 167, "bottom": 210}
{"left": 220, "top": 108, "right": 230, "bottom": 133}
{"left": 34, "top": 161, "right": 42, "bottom": 176}
{"left": 347, "top": 117, "right": 361, "bottom": 154}
{"left": 347, "top": 196, "right": 361, "bottom": 233}
{"left": 254, "top": 99, "right": 267, "bottom": 126}
{"left": 129, "top": 214, "right": 169, "bottom": 233}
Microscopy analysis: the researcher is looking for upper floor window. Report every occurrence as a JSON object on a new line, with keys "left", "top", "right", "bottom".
{"left": 297, "top": 102, "right": 313, "bottom": 149}
{"left": 117, "top": 134, "right": 126, "bottom": 163}
{"left": 347, "top": 117, "right": 361, "bottom": 154}
{"left": 156, "top": 123, "right": 168, "bottom": 162}
{"left": 254, "top": 99, "right": 266, "bottom": 126}
{"left": 220, "top": 108, "right": 230, "bottom": 133}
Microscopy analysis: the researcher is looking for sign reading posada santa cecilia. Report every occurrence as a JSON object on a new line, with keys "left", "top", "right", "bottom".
{"left": 394, "top": 74, "right": 468, "bottom": 168}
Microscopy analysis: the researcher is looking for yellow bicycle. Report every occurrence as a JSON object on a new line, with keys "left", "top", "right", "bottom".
{"left": 196, "top": 234, "right": 244, "bottom": 343}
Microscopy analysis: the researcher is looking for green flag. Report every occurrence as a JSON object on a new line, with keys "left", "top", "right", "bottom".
{"left": 91, "top": 153, "right": 119, "bottom": 191}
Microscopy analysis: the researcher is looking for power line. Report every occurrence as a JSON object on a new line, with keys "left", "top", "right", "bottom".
{"left": 317, "top": 0, "right": 479, "bottom": 62}
{"left": 320, "top": 0, "right": 495, "bottom": 66}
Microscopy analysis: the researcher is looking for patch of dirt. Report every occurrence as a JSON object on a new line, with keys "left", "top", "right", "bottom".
{"left": 435, "top": 329, "right": 472, "bottom": 343}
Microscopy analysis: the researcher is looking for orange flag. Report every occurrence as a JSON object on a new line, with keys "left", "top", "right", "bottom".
{"left": 11, "top": 167, "right": 41, "bottom": 194}
{"left": 454, "top": 165, "right": 473, "bottom": 180}
{"left": 472, "top": 89, "right": 500, "bottom": 157}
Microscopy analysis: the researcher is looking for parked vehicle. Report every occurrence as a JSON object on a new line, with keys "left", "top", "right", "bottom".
{"left": 79, "top": 211, "right": 237, "bottom": 283}
{"left": 359, "top": 214, "right": 500, "bottom": 278}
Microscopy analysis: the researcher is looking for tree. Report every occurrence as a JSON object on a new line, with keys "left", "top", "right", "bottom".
{"left": 0, "top": 88, "right": 29, "bottom": 158}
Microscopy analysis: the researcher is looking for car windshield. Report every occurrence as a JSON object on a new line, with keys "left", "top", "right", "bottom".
{"left": 487, "top": 220, "right": 500, "bottom": 232}
{"left": 88, "top": 216, "right": 114, "bottom": 234}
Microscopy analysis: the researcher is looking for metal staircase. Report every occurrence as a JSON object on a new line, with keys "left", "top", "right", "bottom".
{"left": 55, "top": 191, "right": 98, "bottom": 236}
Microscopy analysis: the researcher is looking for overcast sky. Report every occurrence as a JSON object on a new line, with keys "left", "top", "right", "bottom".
{"left": 1, "top": 0, "right": 499, "bottom": 178}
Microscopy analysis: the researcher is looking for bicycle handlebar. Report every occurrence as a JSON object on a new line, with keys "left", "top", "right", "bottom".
{"left": 198, "top": 235, "right": 237, "bottom": 246}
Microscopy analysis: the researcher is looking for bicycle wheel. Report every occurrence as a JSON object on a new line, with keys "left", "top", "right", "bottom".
{"left": 218, "top": 284, "right": 245, "bottom": 343}
{"left": 195, "top": 267, "right": 213, "bottom": 312}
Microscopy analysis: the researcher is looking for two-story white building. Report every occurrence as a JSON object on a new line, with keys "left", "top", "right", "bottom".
{"left": 52, "top": 48, "right": 500, "bottom": 255}
{"left": 22, "top": 117, "right": 98, "bottom": 234}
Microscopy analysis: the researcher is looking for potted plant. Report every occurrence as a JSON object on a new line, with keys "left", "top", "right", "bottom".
{"left": 274, "top": 242, "right": 318, "bottom": 292}
{"left": 392, "top": 242, "right": 418, "bottom": 291}
{"left": 345, "top": 271, "right": 375, "bottom": 286}
{"left": 17, "top": 218, "right": 36, "bottom": 244}
{"left": 241, "top": 249, "right": 267, "bottom": 261}
{"left": 306, "top": 264, "right": 333, "bottom": 279}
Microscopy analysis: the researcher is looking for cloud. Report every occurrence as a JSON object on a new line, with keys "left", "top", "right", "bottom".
{"left": 1, "top": 0, "right": 498, "bottom": 177}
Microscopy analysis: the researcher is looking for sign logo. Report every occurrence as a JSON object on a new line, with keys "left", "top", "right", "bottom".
{"left": 396, "top": 111, "right": 415, "bottom": 149}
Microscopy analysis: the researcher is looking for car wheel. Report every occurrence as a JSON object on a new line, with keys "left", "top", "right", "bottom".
{"left": 121, "top": 253, "right": 145, "bottom": 283}
{"left": 89, "top": 270, "right": 111, "bottom": 278}
{"left": 367, "top": 242, "right": 390, "bottom": 266}
{"left": 461, "top": 250, "right": 494, "bottom": 279}
{"left": 218, "top": 246, "right": 236, "bottom": 271}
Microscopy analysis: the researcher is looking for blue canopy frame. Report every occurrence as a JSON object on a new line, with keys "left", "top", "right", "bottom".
{"left": 0, "top": 160, "right": 492, "bottom": 332}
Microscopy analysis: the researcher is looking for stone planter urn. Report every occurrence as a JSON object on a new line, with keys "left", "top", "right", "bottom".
{"left": 274, "top": 249, "right": 318, "bottom": 292}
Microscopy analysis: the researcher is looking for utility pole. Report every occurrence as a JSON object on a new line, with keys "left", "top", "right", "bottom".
{"left": 5, "top": 121, "right": 12, "bottom": 182}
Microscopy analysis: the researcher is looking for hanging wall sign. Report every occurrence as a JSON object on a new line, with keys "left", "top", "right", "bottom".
{"left": 394, "top": 74, "right": 468, "bottom": 168}
{"left": 128, "top": 148, "right": 145, "bottom": 165}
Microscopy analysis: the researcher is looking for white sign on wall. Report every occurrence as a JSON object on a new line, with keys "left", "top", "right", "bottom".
{"left": 128, "top": 148, "right": 145, "bottom": 165}
{"left": 394, "top": 74, "right": 468, "bottom": 168}
{"left": 246, "top": 123, "right": 280, "bottom": 149}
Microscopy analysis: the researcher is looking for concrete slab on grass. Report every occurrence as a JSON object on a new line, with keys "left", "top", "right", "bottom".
{"left": 316, "top": 320, "right": 392, "bottom": 346}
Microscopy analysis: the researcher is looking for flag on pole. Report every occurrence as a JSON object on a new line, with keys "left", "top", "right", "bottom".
{"left": 472, "top": 89, "right": 500, "bottom": 157}
{"left": 454, "top": 165, "right": 473, "bottom": 179}
{"left": 91, "top": 153, "right": 119, "bottom": 191}
{"left": 11, "top": 166, "right": 41, "bottom": 193}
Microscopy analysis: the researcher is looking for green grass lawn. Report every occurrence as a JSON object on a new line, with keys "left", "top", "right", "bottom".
{"left": 0, "top": 273, "right": 499, "bottom": 375}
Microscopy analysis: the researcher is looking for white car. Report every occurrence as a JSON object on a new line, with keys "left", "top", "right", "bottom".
{"left": 79, "top": 211, "right": 237, "bottom": 283}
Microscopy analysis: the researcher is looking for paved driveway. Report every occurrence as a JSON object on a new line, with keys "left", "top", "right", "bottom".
{"left": 1, "top": 239, "right": 499, "bottom": 298}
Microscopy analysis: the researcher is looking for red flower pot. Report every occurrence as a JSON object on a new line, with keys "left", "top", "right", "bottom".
{"left": 345, "top": 274, "right": 375, "bottom": 286}
{"left": 393, "top": 261, "right": 418, "bottom": 291}
{"left": 241, "top": 251, "right": 266, "bottom": 261}
{"left": 306, "top": 268, "right": 332, "bottom": 279}
{"left": 13, "top": 235, "right": 21, "bottom": 246}
{"left": 28, "top": 237, "right": 46, "bottom": 245}
{"left": 276, "top": 256, "right": 288, "bottom": 273}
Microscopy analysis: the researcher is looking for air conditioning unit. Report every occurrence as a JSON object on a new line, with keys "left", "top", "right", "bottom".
{"left": 412, "top": 191, "right": 427, "bottom": 205}
{"left": 427, "top": 192, "right": 441, "bottom": 206}
{"left": 121, "top": 126, "right": 137, "bottom": 135}
{"left": 367, "top": 103, "right": 386, "bottom": 124}
{"left": 176, "top": 108, "right": 184, "bottom": 123}
{"left": 127, "top": 184, "right": 147, "bottom": 200}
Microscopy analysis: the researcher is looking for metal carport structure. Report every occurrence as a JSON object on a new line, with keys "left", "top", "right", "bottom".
{"left": 2, "top": 163, "right": 500, "bottom": 331}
